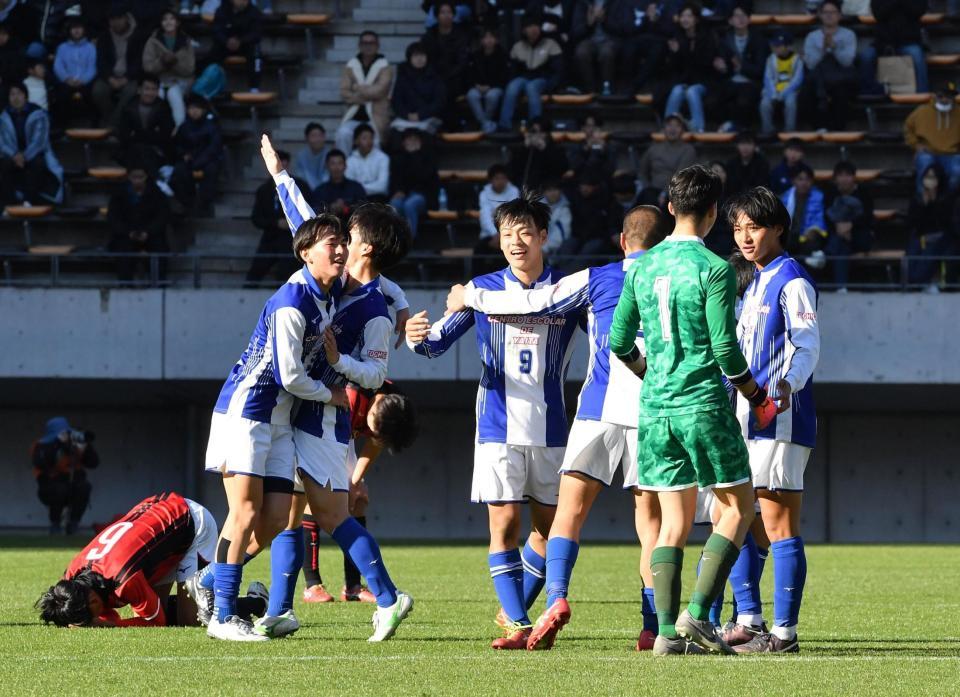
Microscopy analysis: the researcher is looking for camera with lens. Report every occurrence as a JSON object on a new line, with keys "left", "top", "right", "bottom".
{"left": 69, "top": 429, "right": 96, "bottom": 446}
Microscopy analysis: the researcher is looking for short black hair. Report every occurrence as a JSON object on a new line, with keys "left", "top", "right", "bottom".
{"left": 185, "top": 93, "right": 209, "bottom": 110}
{"left": 7, "top": 81, "right": 27, "bottom": 98}
{"left": 65, "top": 17, "right": 85, "bottom": 31}
{"left": 292, "top": 213, "right": 343, "bottom": 260}
{"left": 493, "top": 189, "right": 551, "bottom": 233}
{"left": 348, "top": 203, "right": 410, "bottom": 271}
{"left": 487, "top": 163, "right": 509, "bottom": 180}
{"left": 37, "top": 569, "right": 114, "bottom": 627}
{"left": 140, "top": 74, "right": 160, "bottom": 87}
{"left": 353, "top": 123, "right": 375, "bottom": 141}
{"left": 725, "top": 186, "right": 791, "bottom": 243}
{"left": 405, "top": 41, "right": 427, "bottom": 61}
{"left": 359, "top": 30, "right": 379, "bottom": 43}
{"left": 784, "top": 137, "right": 805, "bottom": 151}
{"left": 326, "top": 148, "right": 347, "bottom": 163}
{"left": 819, "top": 0, "right": 841, "bottom": 12}
{"left": 668, "top": 165, "right": 723, "bottom": 220}
{"left": 664, "top": 113, "right": 686, "bottom": 130}
{"left": 735, "top": 130, "right": 756, "bottom": 145}
{"left": 793, "top": 163, "right": 814, "bottom": 180}
{"left": 580, "top": 113, "right": 603, "bottom": 129}
{"left": 371, "top": 392, "right": 419, "bottom": 453}
{"left": 833, "top": 160, "right": 856, "bottom": 176}
{"left": 304, "top": 121, "right": 325, "bottom": 137}
{"left": 728, "top": 249, "right": 755, "bottom": 297}
{"left": 435, "top": 0, "right": 456, "bottom": 13}
{"left": 623, "top": 205, "right": 667, "bottom": 251}
{"left": 679, "top": 2, "right": 702, "bottom": 18}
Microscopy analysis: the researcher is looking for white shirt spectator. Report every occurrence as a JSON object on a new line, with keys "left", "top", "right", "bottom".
{"left": 346, "top": 147, "right": 390, "bottom": 197}
{"left": 478, "top": 181, "right": 520, "bottom": 239}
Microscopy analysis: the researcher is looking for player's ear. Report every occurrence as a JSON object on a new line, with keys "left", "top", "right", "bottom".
{"left": 619, "top": 232, "right": 627, "bottom": 254}
{"left": 666, "top": 201, "right": 675, "bottom": 217}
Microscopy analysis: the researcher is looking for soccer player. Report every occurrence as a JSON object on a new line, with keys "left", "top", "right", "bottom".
{"left": 720, "top": 186, "right": 820, "bottom": 654}
{"left": 203, "top": 214, "right": 350, "bottom": 641}
{"left": 37, "top": 492, "right": 266, "bottom": 628}
{"left": 444, "top": 205, "right": 668, "bottom": 651}
{"left": 301, "top": 381, "right": 419, "bottom": 604}
{"left": 405, "top": 191, "right": 582, "bottom": 650}
{"left": 608, "top": 165, "right": 781, "bottom": 656}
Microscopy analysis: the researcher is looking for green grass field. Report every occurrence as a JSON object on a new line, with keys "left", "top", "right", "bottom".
{"left": 3, "top": 537, "right": 959, "bottom": 696}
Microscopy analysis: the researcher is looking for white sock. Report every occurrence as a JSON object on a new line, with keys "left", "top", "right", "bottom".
{"left": 771, "top": 624, "right": 797, "bottom": 641}
{"left": 737, "top": 613, "right": 764, "bottom": 628}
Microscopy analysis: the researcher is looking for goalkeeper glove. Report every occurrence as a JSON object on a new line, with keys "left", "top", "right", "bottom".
{"left": 746, "top": 385, "right": 777, "bottom": 429}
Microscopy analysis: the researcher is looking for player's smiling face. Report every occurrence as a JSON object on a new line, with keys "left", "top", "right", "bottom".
{"left": 733, "top": 212, "right": 782, "bottom": 268}
{"left": 499, "top": 217, "right": 546, "bottom": 275}
{"left": 301, "top": 231, "right": 348, "bottom": 286}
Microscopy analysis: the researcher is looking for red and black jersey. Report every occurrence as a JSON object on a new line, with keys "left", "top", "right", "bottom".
{"left": 346, "top": 380, "right": 401, "bottom": 439}
{"left": 65, "top": 492, "right": 195, "bottom": 626}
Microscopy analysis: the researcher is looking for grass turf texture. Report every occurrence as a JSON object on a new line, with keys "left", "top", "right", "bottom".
{"left": 3, "top": 537, "right": 958, "bottom": 696}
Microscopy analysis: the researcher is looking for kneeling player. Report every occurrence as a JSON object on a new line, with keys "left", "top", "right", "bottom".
{"left": 37, "top": 492, "right": 266, "bottom": 628}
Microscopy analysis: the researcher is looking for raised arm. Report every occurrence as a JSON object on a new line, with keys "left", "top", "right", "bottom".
{"left": 451, "top": 269, "right": 590, "bottom": 317}
{"left": 405, "top": 307, "right": 476, "bottom": 358}
{"left": 262, "top": 134, "right": 316, "bottom": 235}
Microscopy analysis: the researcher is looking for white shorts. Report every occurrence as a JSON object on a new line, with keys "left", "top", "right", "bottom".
{"left": 177, "top": 499, "right": 219, "bottom": 583}
{"left": 472, "top": 442, "right": 563, "bottom": 506}
{"left": 293, "top": 430, "right": 351, "bottom": 493}
{"left": 694, "top": 488, "right": 717, "bottom": 526}
{"left": 749, "top": 440, "right": 811, "bottom": 492}
{"left": 559, "top": 420, "right": 639, "bottom": 489}
{"left": 204, "top": 412, "right": 295, "bottom": 484}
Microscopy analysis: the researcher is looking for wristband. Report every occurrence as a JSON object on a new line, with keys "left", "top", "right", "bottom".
{"left": 616, "top": 345, "right": 641, "bottom": 364}
{"left": 746, "top": 384, "right": 768, "bottom": 408}
{"left": 728, "top": 368, "right": 755, "bottom": 387}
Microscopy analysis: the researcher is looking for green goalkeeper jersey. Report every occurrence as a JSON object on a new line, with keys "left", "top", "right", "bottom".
{"left": 609, "top": 235, "right": 749, "bottom": 417}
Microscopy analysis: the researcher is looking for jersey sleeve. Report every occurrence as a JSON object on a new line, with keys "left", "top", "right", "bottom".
{"left": 272, "top": 306, "right": 334, "bottom": 403}
{"left": 781, "top": 277, "right": 820, "bottom": 392}
{"left": 332, "top": 315, "right": 391, "bottom": 389}
{"left": 274, "top": 170, "right": 316, "bottom": 236}
{"left": 378, "top": 275, "right": 409, "bottom": 311}
{"left": 407, "top": 284, "right": 476, "bottom": 358}
{"left": 112, "top": 571, "right": 166, "bottom": 627}
{"left": 609, "top": 265, "right": 642, "bottom": 359}
{"left": 705, "top": 261, "right": 750, "bottom": 380}
{"left": 463, "top": 269, "right": 590, "bottom": 317}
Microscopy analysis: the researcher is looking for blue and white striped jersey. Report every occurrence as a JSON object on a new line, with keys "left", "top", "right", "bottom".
{"left": 735, "top": 254, "right": 820, "bottom": 447}
{"left": 214, "top": 268, "right": 339, "bottom": 425}
{"left": 409, "top": 266, "right": 580, "bottom": 447}
{"left": 464, "top": 253, "right": 645, "bottom": 429}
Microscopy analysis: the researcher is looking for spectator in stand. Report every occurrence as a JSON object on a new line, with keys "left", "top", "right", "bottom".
{"left": 506, "top": 116, "right": 568, "bottom": 190}
{"left": 557, "top": 167, "right": 621, "bottom": 262}
{"left": 390, "top": 42, "right": 445, "bottom": 136}
{"left": 636, "top": 113, "right": 697, "bottom": 207}
{"left": 498, "top": 16, "right": 563, "bottom": 132}
{"left": 542, "top": 178, "right": 572, "bottom": 255}
{"left": 904, "top": 81, "right": 960, "bottom": 195}
{"left": 336, "top": 31, "right": 393, "bottom": 154}
{"left": 476, "top": 163, "right": 519, "bottom": 251}
{"left": 526, "top": 0, "right": 574, "bottom": 48}
{"left": 610, "top": 171, "right": 638, "bottom": 214}
{"left": 420, "top": 0, "right": 471, "bottom": 118}
{"left": 107, "top": 163, "right": 170, "bottom": 282}
{"left": 707, "top": 159, "right": 734, "bottom": 256}
{"left": 858, "top": 0, "right": 928, "bottom": 96}
{"left": 781, "top": 163, "right": 827, "bottom": 269}
{"left": 906, "top": 163, "right": 956, "bottom": 291}
{"left": 662, "top": 3, "right": 723, "bottom": 133}
{"left": 24, "top": 59, "right": 48, "bottom": 111}
{"left": 770, "top": 137, "right": 808, "bottom": 194}
{"left": 0, "top": 22, "right": 26, "bottom": 105}
{"left": 465, "top": 28, "right": 508, "bottom": 134}
{"left": 801, "top": 0, "right": 858, "bottom": 131}
{"left": 92, "top": 4, "right": 147, "bottom": 128}
{"left": 346, "top": 123, "right": 390, "bottom": 202}
{"left": 824, "top": 160, "right": 874, "bottom": 290}
{"left": 141, "top": 10, "right": 196, "bottom": 127}
{"left": 567, "top": 113, "right": 616, "bottom": 182}
{"left": 630, "top": 0, "right": 684, "bottom": 92}
{"left": 293, "top": 122, "right": 330, "bottom": 191}
{"left": 52, "top": 18, "right": 97, "bottom": 125}
{"left": 0, "top": 82, "right": 63, "bottom": 205}
{"left": 714, "top": 4, "right": 768, "bottom": 132}
{"left": 116, "top": 76, "right": 175, "bottom": 175}
{"left": 309, "top": 149, "right": 366, "bottom": 225}
{"left": 724, "top": 130, "right": 769, "bottom": 195}
{"left": 571, "top": 0, "right": 644, "bottom": 97}
{"left": 245, "top": 148, "right": 303, "bottom": 286}
{"left": 389, "top": 128, "right": 439, "bottom": 239}
{"left": 421, "top": 0, "right": 472, "bottom": 27}
{"left": 171, "top": 94, "right": 222, "bottom": 214}
{"left": 209, "top": 0, "right": 263, "bottom": 92}
{"left": 760, "top": 30, "right": 803, "bottom": 135}
{"left": 31, "top": 417, "right": 99, "bottom": 535}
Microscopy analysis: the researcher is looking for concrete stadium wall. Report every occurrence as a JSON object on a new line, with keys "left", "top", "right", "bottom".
{"left": 2, "top": 288, "right": 960, "bottom": 384}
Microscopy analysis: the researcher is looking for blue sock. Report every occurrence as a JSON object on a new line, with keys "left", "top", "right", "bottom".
{"left": 521, "top": 540, "right": 546, "bottom": 609}
{"left": 213, "top": 562, "right": 242, "bottom": 623}
{"left": 709, "top": 591, "right": 724, "bottom": 626}
{"left": 544, "top": 537, "right": 579, "bottom": 608}
{"left": 489, "top": 549, "right": 528, "bottom": 623}
{"left": 331, "top": 518, "right": 397, "bottom": 608}
{"left": 200, "top": 550, "right": 258, "bottom": 590}
{"left": 771, "top": 536, "right": 806, "bottom": 628}
{"left": 267, "top": 527, "right": 304, "bottom": 616}
{"left": 728, "top": 532, "right": 763, "bottom": 623}
{"left": 641, "top": 587, "right": 657, "bottom": 633}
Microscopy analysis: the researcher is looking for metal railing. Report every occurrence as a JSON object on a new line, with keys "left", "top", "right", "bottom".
{"left": 1, "top": 251, "right": 959, "bottom": 291}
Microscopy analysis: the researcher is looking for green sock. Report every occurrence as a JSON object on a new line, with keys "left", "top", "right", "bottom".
{"left": 688, "top": 533, "right": 740, "bottom": 621}
{"left": 650, "top": 546, "right": 683, "bottom": 638}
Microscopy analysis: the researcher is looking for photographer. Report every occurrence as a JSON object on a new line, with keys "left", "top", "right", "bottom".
{"left": 31, "top": 417, "right": 99, "bottom": 535}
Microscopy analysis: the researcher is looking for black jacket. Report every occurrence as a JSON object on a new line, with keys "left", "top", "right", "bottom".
{"left": 664, "top": 27, "right": 724, "bottom": 86}
{"left": 718, "top": 29, "right": 768, "bottom": 83}
{"left": 908, "top": 192, "right": 955, "bottom": 238}
{"left": 525, "top": 0, "right": 576, "bottom": 43}
{"left": 252, "top": 174, "right": 309, "bottom": 234}
{"left": 389, "top": 148, "right": 440, "bottom": 206}
{"left": 725, "top": 153, "right": 770, "bottom": 196}
{"left": 568, "top": 185, "right": 620, "bottom": 241}
{"left": 467, "top": 46, "right": 509, "bottom": 89}
{"left": 825, "top": 183, "right": 875, "bottom": 239}
{"left": 175, "top": 115, "right": 223, "bottom": 169}
{"left": 508, "top": 139, "right": 569, "bottom": 190}
{"left": 391, "top": 62, "right": 447, "bottom": 120}
{"left": 0, "top": 1, "right": 40, "bottom": 46}
{"left": 872, "top": 0, "right": 927, "bottom": 50}
{"left": 570, "top": 0, "right": 646, "bottom": 41}
{"left": 107, "top": 181, "right": 170, "bottom": 240}
{"left": 117, "top": 99, "right": 175, "bottom": 153}
{"left": 310, "top": 177, "right": 367, "bottom": 213}
{"left": 212, "top": 1, "right": 263, "bottom": 46}
{"left": 420, "top": 25, "right": 471, "bottom": 95}
{"left": 0, "top": 35, "right": 26, "bottom": 87}
{"left": 95, "top": 22, "right": 148, "bottom": 80}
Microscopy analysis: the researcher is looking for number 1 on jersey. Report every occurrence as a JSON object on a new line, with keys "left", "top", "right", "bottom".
{"left": 653, "top": 276, "right": 672, "bottom": 342}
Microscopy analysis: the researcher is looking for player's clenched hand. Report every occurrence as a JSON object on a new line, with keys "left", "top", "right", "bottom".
{"left": 394, "top": 307, "right": 410, "bottom": 349}
{"left": 260, "top": 134, "right": 283, "bottom": 176}
{"left": 405, "top": 310, "right": 431, "bottom": 344}
{"left": 774, "top": 379, "right": 792, "bottom": 414}
{"left": 323, "top": 326, "right": 340, "bottom": 364}
{"left": 752, "top": 396, "right": 778, "bottom": 430}
{"left": 328, "top": 387, "right": 349, "bottom": 409}
{"left": 445, "top": 284, "right": 467, "bottom": 315}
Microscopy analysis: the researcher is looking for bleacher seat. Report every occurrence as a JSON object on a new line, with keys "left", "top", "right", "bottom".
{"left": 5, "top": 205, "right": 52, "bottom": 219}
{"left": 426, "top": 210, "right": 458, "bottom": 221}
{"left": 927, "top": 54, "right": 960, "bottom": 66}
{"left": 650, "top": 132, "right": 694, "bottom": 142}
{"left": 749, "top": 14, "right": 774, "bottom": 24}
{"left": 778, "top": 131, "right": 820, "bottom": 143}
{"left": 889, "top": 93, "right": 931, "bottom": 105}
{"left": 814, "top": 168, "right": 880, "bottom": 182}
{"left": 773, "top": 14, "right": 816, "bottom": 25}
{"left": 691, "top": 132, "right": 735, "bottom": 143}
{"left": 439, "top": 170, "right": 486, "bottom": 183}
{"left": 634, "top": 94, "right": 654, "bottom": 105}
{"left": 873, "top": 209, "right": 899, "bottom": 222}
{"left": 440, "top": 132, "right": 484, "bottom": 143}
{"left": 821, "top": 131, "right": 866, "bottom": 143}
{"left": 551, "top": 94, "right": 594, "bottom": 106}
{"left": 88, "top": 167, "right": 127, "bottom": 181}
{"left": 65, "top": 128, "right": 111, "bottom": 141}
